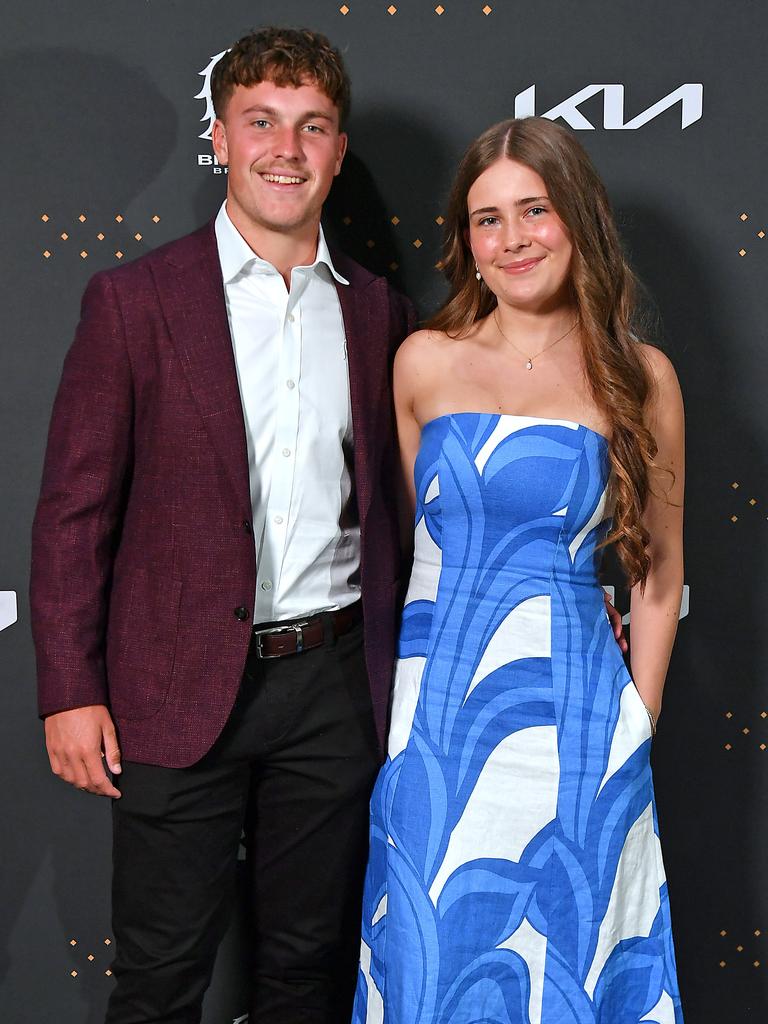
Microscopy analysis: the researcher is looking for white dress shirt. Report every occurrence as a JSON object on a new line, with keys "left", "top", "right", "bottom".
{"left": 215, "top": 202, "right": 361, "bottom": 622}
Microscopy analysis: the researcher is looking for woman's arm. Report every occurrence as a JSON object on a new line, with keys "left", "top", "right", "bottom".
{"left": 628, "top": 346, "right": 685, "bottom": 725}
{"left": 393, "top": 332, "right": 432, "bottom": 544}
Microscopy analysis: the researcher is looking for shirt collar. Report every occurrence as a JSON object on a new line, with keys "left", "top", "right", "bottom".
{"left": 214, "top": 201, "right": 349, "bottom": 286}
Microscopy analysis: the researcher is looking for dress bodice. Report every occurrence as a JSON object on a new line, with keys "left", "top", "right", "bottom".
{"left": 413, "top": 413, "right": 612, "bottom": 589}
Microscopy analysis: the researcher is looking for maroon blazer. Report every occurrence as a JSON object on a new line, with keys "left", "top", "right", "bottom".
{"left": 30, "top": 221, "right": 416, "bottom": 767}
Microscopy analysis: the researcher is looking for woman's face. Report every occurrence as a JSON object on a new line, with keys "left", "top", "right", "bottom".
{"left": 467, "top": 157, "right": 573, "bottom": 313}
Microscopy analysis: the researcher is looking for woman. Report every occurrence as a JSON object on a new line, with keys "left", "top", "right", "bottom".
{"left": 354, "top": 117, "right": 684, "bottom": 1024}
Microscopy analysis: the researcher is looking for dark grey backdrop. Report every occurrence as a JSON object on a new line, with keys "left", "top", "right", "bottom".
{"left": 2, "top": 1, "right": 766, "bottom": 1021}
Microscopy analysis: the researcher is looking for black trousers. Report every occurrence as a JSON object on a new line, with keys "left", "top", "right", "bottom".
{"left": 105, "top": 617, "right": 380, "bottom": 1024}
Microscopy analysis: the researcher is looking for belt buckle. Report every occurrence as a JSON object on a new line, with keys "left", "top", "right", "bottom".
{"left": 253, "top": 621, "right": 310, "bottom": 659}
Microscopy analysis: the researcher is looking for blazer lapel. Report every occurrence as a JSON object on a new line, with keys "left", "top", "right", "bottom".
{"left": 150, "top": 222, "right": 251, "bottom": 512}
{"left": 336, "top": 270, "right": 390, "bottom": 527}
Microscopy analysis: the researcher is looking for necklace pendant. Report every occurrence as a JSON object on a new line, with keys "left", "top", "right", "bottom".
{"left": 526, "top": 358, "right": 533, "bottom": 370}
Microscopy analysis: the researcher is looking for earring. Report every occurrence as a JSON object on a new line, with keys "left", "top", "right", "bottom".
{"left": 475, "top": 263, "right": 482, "bottom": 281}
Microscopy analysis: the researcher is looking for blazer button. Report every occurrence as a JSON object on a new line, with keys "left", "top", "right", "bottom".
{"left": 242, "top": 520, "right": 253, "bottom": 535}
{"left": 234, "top": 606, "right": 249, "bottom": 621}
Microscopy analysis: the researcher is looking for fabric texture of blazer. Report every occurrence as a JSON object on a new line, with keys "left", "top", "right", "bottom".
{"left": 31, "top": 220, "right": 416, "bottom": 767}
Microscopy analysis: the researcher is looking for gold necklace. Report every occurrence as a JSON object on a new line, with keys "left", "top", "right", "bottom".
{"left": 493, "top": 310, "right": 579, "bottom": 370}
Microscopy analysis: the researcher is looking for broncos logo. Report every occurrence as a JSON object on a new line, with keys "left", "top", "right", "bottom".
{"left": 194, "top": 50, "right": 228, "bottom": 140}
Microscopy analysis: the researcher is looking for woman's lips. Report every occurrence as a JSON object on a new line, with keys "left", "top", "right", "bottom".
{"left": 499, "top": 256, "right": 545, "bottom": 274}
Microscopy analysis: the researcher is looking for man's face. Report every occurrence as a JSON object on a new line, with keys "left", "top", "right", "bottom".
{"left": 212, "top": 78, "right": 347, "bottom": 238}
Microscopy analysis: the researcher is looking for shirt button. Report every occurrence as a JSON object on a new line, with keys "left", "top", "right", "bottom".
{"left": 282, "top": 448, "right": 291, "bottom": 457}
{"left": 286, "top": 379, "right": 295, "bottom": 390}
{"left": 234, "top": 606, "right": 249, "bottom": 621}
{"left": 261, "top": 580, "right": 273, "bottom": 591}
{"left": 274, "top": 515, "right": 284, "bottom": 525}
{"left": 287, "top": 313, "right": 295, "bottom": 322}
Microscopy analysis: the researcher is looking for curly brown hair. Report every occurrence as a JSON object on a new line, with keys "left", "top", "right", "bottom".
{"left": 211, "top": 27, "right": 351, "bottom": 127}
{"left": 429, "top": 117, "right": 659, "bottom": 586}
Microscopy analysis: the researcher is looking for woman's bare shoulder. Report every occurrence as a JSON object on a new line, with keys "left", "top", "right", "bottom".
{"left": 395, "top": 328, "right": 454, "bottom": 372}
{"left": 638, "top": 343, "right": 678, "bottom": 388}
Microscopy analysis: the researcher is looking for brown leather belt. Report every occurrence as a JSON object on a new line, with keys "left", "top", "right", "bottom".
{"left": 251, "top": 601, "right": 362, "bottom": 659}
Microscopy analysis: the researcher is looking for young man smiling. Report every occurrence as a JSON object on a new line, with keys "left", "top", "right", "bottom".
{"left": 31, "top": 27, "right": 414, "bottom": 1024}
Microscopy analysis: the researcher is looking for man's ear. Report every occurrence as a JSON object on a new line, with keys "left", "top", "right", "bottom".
{"left": 211, "top": 118, "right": 228, "bottom": 166}
{"left": 334, "top": 132, "right": 348, "bottom": 176}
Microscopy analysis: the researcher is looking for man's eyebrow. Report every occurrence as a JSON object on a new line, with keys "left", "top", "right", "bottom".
{"left": 239, "top": 105, "right": 335, "bottom": 122}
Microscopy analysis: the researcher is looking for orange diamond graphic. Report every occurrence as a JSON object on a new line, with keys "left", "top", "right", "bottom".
{"left": 104, "top": 939, "right": 112, "bottom": 946}
{"left": 759, "top": 230, "right": 766, "bottom": 238}
{"left": 41, "top": 213, "right": 49, "bottom": 222}
{"left": 750, "top": 498, "right": 757, "bottom": 505}
{"left": 730, "top": 515, "right": 738, "bottom": 522}
{"left": 761, "top": 711, "right": 767, "bottom": 718}
{"left": 743, "top": 727, "right": 750, "bottom": 735}
{"left": 740, "top": 212, "right": 748, "bottom": 221}
{"left": 115, "top": 251, "right": 124, "bottom": 259}
{"left": 97, "top": 232, "right": 105, "bottom": 240}
{"left": 79, "top": 214, "right": 86, "bottom": 223}
{"left": 340, "top": 3, "right": 350, "bottom": 11}
{"left": 756, "top": 930, "right": 762, "bottom": 936}
{"left": 737, "top": 945, "right": 744, "bottom": 952}
{"left": 724, "top": 743, "right": 732, "bottom": 750}
{"left": 761, "top": 744, "right": 767, "bottom": 751}
{"left": 43, "top": 250, "right": 51, "bottom": 258}
{"left": 435, "top": 4, "right": 445, "bottom": 13}
{"left": 413, "top": 238, "right": 423, "bottom": 248}
{"left": 720, "top": 930, "right": 727, "bottom": 936}
{"left": 152, "top": 215, "right": 161, "bottom": 223}
{"left": 387, "top": 4, "right": 397, "bottom": 13}
{"left": 719, "top": 961, "right": 726, "bottom": 967}
{"left": 483, "top": 4, "right": 493, "bottom": 13}
{"left": 739, "top": 248, "right": 747, "bottom": 256}
{"left": 70, "top": 939, "right": 77, "bottom": 946}
{"left": 732, "top": 481, "right": 739, "bottom": 488}
{"left": 80, "top": 250, "right": 88, "bottom": 259}
{"left": 391, "top": 216, "right": 400, "bottom": 225}
{"left": 754, "top": 961, "right": 760, "bottom": 968}
{"left": 61, "top": 232, "right": 69, "bottom": 240}
{"left": 135, "top": 232, "right": 142, "bottom": 241}
{"left": 88, "top": 954, "right": 95, "bottom": 962}
{"left": 115, "top": 214, "right": 124, "bottom": 223}
{"left": 435, "top": 215, "right": 445, "bottom": 225}
{"left": 105, "top": 969, "right": 113, "bottom": 976}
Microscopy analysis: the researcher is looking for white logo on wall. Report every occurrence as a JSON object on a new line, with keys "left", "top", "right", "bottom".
{"left": 196, "top": 51, "right": 229, "bottom": 173}
{"left": 0, "top": 591, "right": 18, "bottom": 632}
{"left": 194, "top": 56, "right": 703, "bottom": 171}
{"left": 515, "top": 84, "right": 703, "bottom": 130}
{"left": 603, "top": 585, "right": 690, "bottom": 626}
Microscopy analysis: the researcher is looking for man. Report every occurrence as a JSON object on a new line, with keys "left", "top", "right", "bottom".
{"left": 31, "top": 27, "right": 414, "bottom": 1023}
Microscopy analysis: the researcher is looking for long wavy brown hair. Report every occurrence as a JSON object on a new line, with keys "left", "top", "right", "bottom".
{"left": 429, "top": 117, "right": 658, "bottom": 586}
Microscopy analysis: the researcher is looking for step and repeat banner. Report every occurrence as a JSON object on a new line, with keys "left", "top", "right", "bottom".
{"left": 2, "top": 1, "right": 766, "bottom": 1020}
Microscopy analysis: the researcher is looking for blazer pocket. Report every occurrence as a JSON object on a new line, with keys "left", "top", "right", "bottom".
{"left": 107, "top": 568, "right": 183, "bottom": 720}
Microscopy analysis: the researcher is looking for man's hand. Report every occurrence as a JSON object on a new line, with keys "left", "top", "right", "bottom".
{"left": 604, "top": 592, "right": 628, "bottom": 654}
{"left": 44, "top": 705, "right": 122, "bottom": 798}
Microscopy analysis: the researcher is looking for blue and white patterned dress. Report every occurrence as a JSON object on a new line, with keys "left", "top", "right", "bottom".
{"left": 354, "top": 413, "right": 683, "bottom": 1024}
